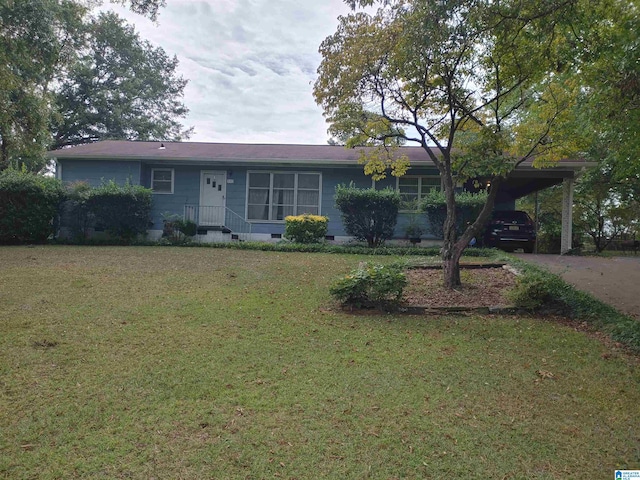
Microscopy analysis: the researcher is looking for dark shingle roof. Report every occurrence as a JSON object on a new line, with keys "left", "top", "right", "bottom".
{"left": 49, "top": 140, "right": 436, "bottom": 164}
{"left": 48, "top": 140, "right": 592, "bottom": 169}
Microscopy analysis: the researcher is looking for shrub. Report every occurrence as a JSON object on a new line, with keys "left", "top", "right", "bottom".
{"left": 154, "top": 239, "right": 498, "bottom": 257}
{"left": 334, "top": 184, "right": 400, "bottom": 247}
{"left": 330, "top": 262, "right": 407, "bottom": 308}
{"left": 61, "top": 182, "right": 95, "bottom": 241}
{"left": 404, "top": 214, "right": 425, "bottom": 240}
{"left": 421, "top": 190, "right": 488, "bottom": 238}
{"left": 179, "top": 218, "right": 198, "bottom": 237}
{"left": 284, "top": 214, "right": 328, "bottom": 243}
{"left": 506, "top": 270, "right": 568, "bottom": 311}
{"left": 161, "top": 213, "right": 197, "bottom": 244}
{"left": 0, "top": 169, "right": 65, "bottom": 244}
{"left": 504, "top": 257, "right": 640, "bottom": 352}
{"left": 86, "top": 180, "right": 152, "bottom": 242}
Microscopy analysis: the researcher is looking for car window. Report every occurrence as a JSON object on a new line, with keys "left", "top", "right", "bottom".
{"left": 492, "top": 211, "right": 530, "bottom": 222}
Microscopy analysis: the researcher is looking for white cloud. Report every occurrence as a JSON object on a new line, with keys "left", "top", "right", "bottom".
{"left": 104, "top": 0, "right": 353, "bottom": 144}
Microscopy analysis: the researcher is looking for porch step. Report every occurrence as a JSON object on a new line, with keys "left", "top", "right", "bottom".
{"left": 197, "top": 226, "right": 232, "bottom": 235}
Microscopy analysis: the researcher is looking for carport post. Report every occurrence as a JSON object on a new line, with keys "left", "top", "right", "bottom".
{"left": 561, "top": 178, "right": 574, "bottom": 254}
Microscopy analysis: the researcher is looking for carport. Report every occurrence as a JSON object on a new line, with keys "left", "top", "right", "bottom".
{"left": 473, "top": 158, "right": 597, "bottom": 253}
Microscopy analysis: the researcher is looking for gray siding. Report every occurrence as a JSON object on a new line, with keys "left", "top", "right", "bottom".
{"left": 320, "top": 167, "right": 372, "bottom": 237}
{"left": 60, "top": 160, "right": 141, "bottom": 186}
{"left": 141, "top": 165, "right": 202, "bottom": 229}
{"left": 59, "top": 159, "right": 452, "bottom": 238}
{"left": 375, "top": 168, "right": 440, "bottom": 239}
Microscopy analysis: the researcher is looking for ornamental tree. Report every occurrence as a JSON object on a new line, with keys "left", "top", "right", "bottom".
{"left": 314, "top": 0, "right": 590, "bottom": 288}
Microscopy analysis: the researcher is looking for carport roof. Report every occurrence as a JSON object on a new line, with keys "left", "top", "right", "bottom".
{"left": 48, "top": 140, "right": 595, "bottom": 171}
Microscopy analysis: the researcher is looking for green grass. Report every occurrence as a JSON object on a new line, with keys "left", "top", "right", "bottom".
{"left": 1, "top": 246, "right": 638, "bottom": 479}
{"left": 498, "top": 253, "right": 640, "bottom": 352}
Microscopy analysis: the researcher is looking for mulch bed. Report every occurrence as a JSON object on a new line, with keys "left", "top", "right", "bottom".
{"left": 403, "top": 266, "right": 516, "bottom": 309}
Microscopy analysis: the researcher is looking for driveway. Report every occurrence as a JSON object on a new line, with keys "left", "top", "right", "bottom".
{"left": 514, "top": 254, "right": 640, "bottom": 320}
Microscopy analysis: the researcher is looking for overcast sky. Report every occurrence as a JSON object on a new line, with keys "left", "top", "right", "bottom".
{"left": 107, "top": 0, "right": 353, "bottom": 145}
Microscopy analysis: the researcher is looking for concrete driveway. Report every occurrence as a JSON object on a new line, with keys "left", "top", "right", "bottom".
{"left": 514, "top": 254, "right": 640, "bottom": 320}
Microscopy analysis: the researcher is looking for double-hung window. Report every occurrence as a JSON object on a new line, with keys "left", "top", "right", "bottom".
{"left": 247, "top": 172, "right": 321, "bottom": 221}
{"left": 151, "top": 168, "right": 174, "bottom": 194}
{"left": 397, "top": 176, "right": 440, "bottom": 207}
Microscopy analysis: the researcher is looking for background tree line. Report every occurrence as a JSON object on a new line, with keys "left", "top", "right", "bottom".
{"left": 0, "top": 0, "right": 190, "bottom": 173}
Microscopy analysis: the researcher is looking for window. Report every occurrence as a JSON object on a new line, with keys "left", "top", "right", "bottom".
{"left": 247, "top": 172, "right": 321, "bottom": 221}
{"left": 151, "top": 168, "right": 174, "bottom": 194}
{"left": 397, "top": 176, "right": 440, "bottom": 207}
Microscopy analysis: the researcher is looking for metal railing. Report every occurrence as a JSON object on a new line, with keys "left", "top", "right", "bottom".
{"left": 184, "top": 205, "right": 252, "bottom": 241}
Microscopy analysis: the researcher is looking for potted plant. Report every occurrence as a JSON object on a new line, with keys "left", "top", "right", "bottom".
{"left": 405, "top": 221, "right": 424, "bottom": 245}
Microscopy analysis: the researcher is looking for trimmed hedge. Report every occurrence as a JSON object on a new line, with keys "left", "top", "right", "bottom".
{"left": 334, "top": 184, "right": 401, "bottom": 247}
{"left": 0, "top": 169, "right": 65, "bottom": 244}
{"left": 421, "top": 190, "right": 488, "bottom": 238}
{"left": 284, "top": 214, "right": 328, "bottom": 243}
{"left": 61, "top": 181, "right": 94, "bottom": 241}
{"left": 60, "top": 180, "right": 153, "bottom": 243}
{"left": 155, "top": 240, "right": 496, "bottom": 257}
{"left": 85, "top": 181, "right": 152, "bottom": 242}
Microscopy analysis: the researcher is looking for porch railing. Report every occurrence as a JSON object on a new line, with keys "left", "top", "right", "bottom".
{"left": 184, "top": 205, "right": 252, "bottom": 241}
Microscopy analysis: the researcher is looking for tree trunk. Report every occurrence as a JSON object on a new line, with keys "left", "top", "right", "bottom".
{"left": 441, "top": 176, "right": 504, "bottom": 289}
{"left": 441, "top": 165, "right": 461, "bottom": 287}
{"left": 442, "top": 238, "right": 464, "bottom": 287}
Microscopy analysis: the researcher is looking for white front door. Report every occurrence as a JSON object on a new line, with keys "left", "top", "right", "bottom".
{"left": 199, "top": 171, "right": 226, "bottom": 226}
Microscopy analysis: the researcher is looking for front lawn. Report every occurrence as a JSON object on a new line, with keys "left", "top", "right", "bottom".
{"left": 0, "top": 246, "right": 638, "bottom": 479}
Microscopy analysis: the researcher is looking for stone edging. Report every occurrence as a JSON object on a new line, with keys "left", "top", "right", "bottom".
{"left": 397, "top": 305, "right": 521, "bottom": 315}
{"left": 407, "top": 262, "right": 507, "bottom": 270}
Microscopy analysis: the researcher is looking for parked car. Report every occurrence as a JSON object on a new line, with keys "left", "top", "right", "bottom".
{"left": 482, "top": 210, "right": 536, "bottom": 253}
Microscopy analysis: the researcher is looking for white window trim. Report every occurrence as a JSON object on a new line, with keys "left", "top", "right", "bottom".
{"left": 151, "top": 168, "right": 174, "bottom": 194}
{"left": 397, "top": 175, "right": 442, "bottom": 211}
{"left": 245, "top": 171, "right": 322, "bottom": 222}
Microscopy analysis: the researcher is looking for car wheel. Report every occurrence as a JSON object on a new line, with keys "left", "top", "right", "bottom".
{"left": 523, "top": 244, "right": 534, "bottom": 254}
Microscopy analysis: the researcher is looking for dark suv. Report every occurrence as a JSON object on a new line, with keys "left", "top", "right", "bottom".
{"left": 482, "top": 210, "right": 536, "bottom": 253}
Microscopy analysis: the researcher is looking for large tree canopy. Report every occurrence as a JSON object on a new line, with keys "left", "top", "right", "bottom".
{"left": 577, "top": 0, "right": 639, "bottom": 181}
{"left": 0, "top": 0, "right": 85, "bottom": 170}
{"left": 0, "top": 0, "right": 187, "bottom": 172}
{"left": 52, "top": 12, "right": 191, "bottom": 150}
{"left": 110, "top": 0, "right": 166, "bottom": 21}
{"left": 314, "top": 0, "right": 617, "bottom": 287}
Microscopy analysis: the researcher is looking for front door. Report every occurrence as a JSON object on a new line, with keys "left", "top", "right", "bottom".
{"left": 199, "top": 171, "right": 226, "bottom": 226}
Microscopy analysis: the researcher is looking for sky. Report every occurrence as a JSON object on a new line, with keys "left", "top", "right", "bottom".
{"left": 107, "top": 0, "right": 354, "bottom": 145}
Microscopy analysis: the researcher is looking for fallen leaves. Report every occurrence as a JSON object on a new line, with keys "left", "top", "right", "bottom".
{"left": 536, "top": 370, "right": 555, "bottom": 380}
{"left": 403, "top": 267, "right": 515, "bottom": 308}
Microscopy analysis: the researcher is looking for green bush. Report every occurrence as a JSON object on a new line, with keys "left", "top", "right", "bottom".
{"left": 506, "top": 270, "right": 568, "bottom": 311}
{"left": 503, "top": 256, "right": 640, "bottom": 352}
{"left": 86, "top": 180, "right": 152, "bottom": 243}
{"left": 330, "top": 262, "right": 407, "bottom": 308}
{"left": 284, "top": 214, "right": 328, "bottom": 243}
{"left": 421, "top": 190, "right": 488, "bottom": 238}
{"left": 151, "top": 239, "right": 498, "bottom": 257}
{"left": 161, "top": 213, "right": 197, "bottom": 244}
{"left": 61, "top": 182, "right": 95, "bottom": 241}
{"left": 179, "top": 218, "right": 198, "bottom": 237}
{"left": 334, "top": 184, "right": 401, "bottom": 247}
{"left": 0, "top": 169, "right": 65, "bottom": 244}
